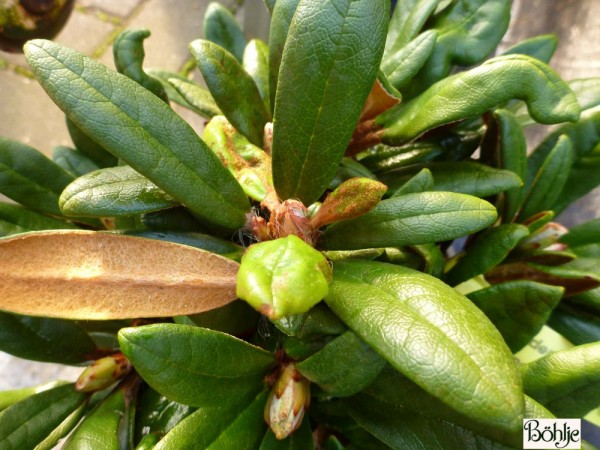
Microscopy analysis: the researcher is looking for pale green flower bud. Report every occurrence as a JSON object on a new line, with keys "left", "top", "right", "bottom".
{"left": 75, "top": 354, "right": 131, "bottom": 392}
{"left": 264, "top": 363, "right": 310, "bottom": 440}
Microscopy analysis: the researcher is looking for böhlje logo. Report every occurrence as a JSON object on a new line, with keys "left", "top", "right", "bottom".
{"left": 523, "top": 418, "right": 581, "bottom": 449}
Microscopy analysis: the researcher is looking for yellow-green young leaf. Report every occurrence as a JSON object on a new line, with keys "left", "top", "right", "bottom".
{"left": 243, "top": 39, "right": 270, "bottom": 113}
{"left": 0, "top": 230, "right": 238, "bottom": 320}
{"left": 385, "top": 0, "right": 440, "bottom": 56}
{"left": 0, "top": 381, "right": 66, "bottom": 411}
{"left": 271, "top": 0, "right": 389, "bottom": 204}
{"left": 25, "top": 40, "right": 249, "bottom": 230}
{"left": 522, "top": 342, "right": 600, "bottom": 418}
{"left": 326, "top": 260, "right": 524, "bottom": 433}
{"left": 379, "top": 55, "right": 581, "bottom": 145}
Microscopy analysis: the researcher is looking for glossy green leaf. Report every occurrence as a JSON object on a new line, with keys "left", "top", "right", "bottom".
{"left": 385, "top": 0, "right": 440, "bottom": 55}
{"left": 135, "top": 388, "right": 195, "bottom": 444}
{"left": 392, "top": 161, "right": 522, "bottom": 199}
{"left": 113, "top": 28, "right": 168, "bottom": 102}
{"left": 325, "top": 260, "right": 524, "bottom": 432}
{"left": 445, "top": 224, "right": 530, "bottom": 286}
{"left": 521, "top": 341, "right": 600, "bottom": 417}
{"left": 328, "top": 157, "right": 377, "bottom": 190}
{"left": 60, "top": 165, "right": 178, "bottom": 217}
{"left": 259, "top": 417, "right": 314, "bottom": 450}
{"left": 0, "top": 202, "right": 77, "bottom": 237}
{"left": 166, "top": 77, "right": 221, "bottom": 118}
{"left": 322, "top": 192, "right": 497, "bottom": 250}
{"left": 271, "top": 0, "right": 388, "bottom": 204}
{"left": 502, "top": 34, "right": 558, "bottom": 63}
{"left": 0, "top": 381, "right": 65, "bottom": 411}
{"left": 530, "top": 110, "right": 600, "bottom": 174}
{"left": 66, "top": 118, "right": 118, "bottom": 168}
{"left": 0, "top": 311, "right": 96, "bottom": 363}
{"left": 379, "top": 55, "right": 581, "bottom": 145}
{"left": 518, "top": 135, "right": 574, "bottom": 221}
{"left": 553, "top": 143, "right": 600, "bottom": 214}
{"left": 154, "top": 389, "right": 268, "bottom": 450}
{"left": 63, "top": 384, "right": 131, "bottom": 450}
{"left": 548, "top": 304, "right": 600, "bottom": 345}
{"left": 237, "top": 235, "right": 332, "bottom": 319}
{"left": 33, "top": 401, "right": 86, "bottom": 450}
{"left": 203, "top": 2, "right": 246, "bottom": 62}
{"left": 25, "top": 39, "right": 249, "bottom": 230}
{"left": 271, "top": 303, "right": 346, "bottom": 339}
{"left": 268, "top": 0, "right": 300, "bottom": 113}
{"left": 181, "top": 300, "right": 260, "bottom": 335}
{"left": 148, "top": 69, "right": 203, "bottom": 108}
{"left": 0, "top": 137, "right": 75, "bottom": 216}
{"left": 382, "top": 30, "right": 437, "bottom": 91}
{"left": 467, "top": 281, "right": 564, "bottom": 352}
{"left": 190, "top": 39, "right": 270, "bottom": 147}
{"left": 391, "top": 168, "right": 434, "bottom": 197}
{"left": 561, "top": 218, "right": 600, "bottom": 248}
{"left": 361, "top": 142, "right": 443, "bottom": 174}
{"left": 0, "top": 384, "right": 86, "bottom": 449}
{"left": 297, "top": 331, "right": 385, "bottom": 397}
{"left": 243, "top": 39, "right": 270, "bottom": 112}
{"left": 118, "top": 324, "right": 275, "bottom": 407}
{"left": 348, "top": 395, "right": 516, "bottom": 450}
{"left": 53, "top": 146, "right": 101, "bottom": 177}
{"left": 490, "top": 110, "right": 527, "bottom": 221}
{"left": 402, "top": 0, "right": 511, "bottom": 97}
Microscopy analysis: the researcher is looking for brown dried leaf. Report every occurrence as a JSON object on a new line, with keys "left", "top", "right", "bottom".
{"left": 0, "top": 231, "right": 239, "bottom": 319}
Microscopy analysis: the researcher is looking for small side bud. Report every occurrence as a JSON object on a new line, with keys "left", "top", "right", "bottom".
{"left": 264, "top": 363, "right": 310, "bottom": 440}
{"left": 264, "top": 122, "right": 273, "bottom": 155}
{"left": 268, "top": 199, "right": 316, "bottom": 245}
{"left": 517, "top": 222, "right": 568, "bottom": 253}
{"left": 76, "top": 354, "right": 131, "bottom": 393}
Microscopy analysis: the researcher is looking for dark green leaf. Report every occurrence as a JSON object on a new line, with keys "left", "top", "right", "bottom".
{"left": 322, "top": 192, "right": 497, "bottom": 250}
{"left": 501, "top": 34, "right": 558, "bottom": 63}
{"left": 467, "top": 281, "right": 564, "bottom": 352}
{"left": 141, "top": 207, "right": 205, "bottom": 232}
{"left": 53, "top": 146, "right": 101, "bottom": 177}
{"left": 264, "top": 0, "right": 276, "bottom": 14}
{"left": 328, "top": 157, "right": 376, "bottom": 190}
{"left": 167, "top": 77, "right": 221, "bottom": 118}
{"left": 518, "top": 135, "right": 574, "bottom": 221}
{"left": 390, "top": 168, "right": 434, "bottom": 197}
{"left": 244, "top": 39, "right": 270, "bottom": 112}
{"left": 135, "top": 388, "right": 195, "bottom": 443}
{"left": 148, "top": 69, "right": 200, "bottom": 109}
{"left": 326, "top": 260, "right": 524, "bottom": 432}
{"left": 391, "top": 162, "right": 522, "bottom": 199}
{"left": 181, "top": 300, "right": 260, "bottom": 335}
{"left": 272, "top": 303, "right": 346, "bottom": 339}
{"left": 154, "top": 389, "right": 268, "bottom": 450}
{"left": 25, "top": 40, "right": 249, "bottom": 230}
{"left": 445, "top": 224, "right": 530, "bottom": 286}
{"left": 259, "top": 417, "right": 313, "bottom": 450}
{"left": 203, "top": 2, "right": 247, "bottom": 62}
{"left": 113, "top": 28, "right": 168, "bottom": 102}
{"left": 190, "top": 39, "right": 270, "bottom": 147}
{"left": 0, "top": 384, "right": 86, "bottom": 450}
{"left": 66, "top": 118, "right": 118, "bottom": 168}
{"left": 0, "top": 202, "right": 77, "bottom": 237}
{"left": 63, "top": 384, "right": 130, "bottom": 450}
{"left": 268, "top": 0, "right": 300, "bottom": 114}
{"left": 118, "top": 324, "right": 275, "bottom": 407}
{"left": 379, "top": 55, "right": 580, "bottom": 145}
{"left": 382, "top": 30, "right": 437, "bottom": 91}
{"left": 271, "top": 0, "right": 388, "bottom": 204}
{"left": 361, "top": 142, "right": 444, "bottom": 174}
{"left": 0, "top": 312, "right": 96, "bottom": 363}
{"left": 60, "top": 166, "right": 178, "bottom": 217}
{"left": 297, "top": 331, "right": 385, "bottom": 397}
{"left": 385, "top": 0, "right": 441, "bottom": 55}
{"left": 548, "top": 304, "right": 600, "bottom": 345}
{"left": 113, "top": 230, "right": 243, "bottom": 260}
{"left": 0, "top": 137, "right": 75, "bottom": 216}
{"left": 402, "top": 0, "right": 511, "bottom": 97}
{"left": 560, "top": 217, "right": 600, "bottom": 248}
{"left": 521, "top": 342, "right": 600, "bottom": 417}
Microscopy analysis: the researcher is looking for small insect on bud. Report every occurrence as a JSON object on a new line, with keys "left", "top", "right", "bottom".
{"left": 76, "top": 353, "right": 131, "bottom": 393}
{"left": 264, "top": 363, "right": 310, "bottom": 440}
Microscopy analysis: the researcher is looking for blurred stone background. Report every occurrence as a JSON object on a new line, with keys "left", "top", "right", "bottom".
{"left": 0, "top": 0, "right": 598, "bottom": 422}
